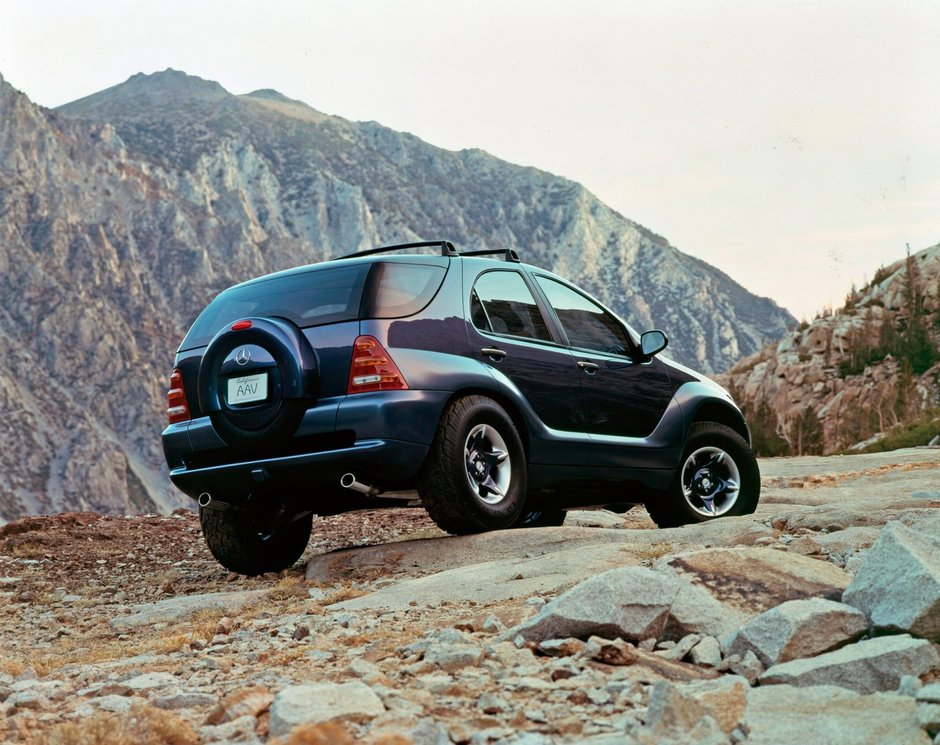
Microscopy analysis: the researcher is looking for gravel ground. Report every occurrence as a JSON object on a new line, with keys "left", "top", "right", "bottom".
{"left": 0, "top": 447, "right": 937, "bottom": 743}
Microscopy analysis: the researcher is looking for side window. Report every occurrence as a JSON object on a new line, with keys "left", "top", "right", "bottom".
{"left": 471, "top": 271, "right": 552, "bottom": 342}
{"left": 366, "top": 262, "right": 447, "bottom": 318}
{"left": 535, "top": 276, "right": 631, "bottom": 354}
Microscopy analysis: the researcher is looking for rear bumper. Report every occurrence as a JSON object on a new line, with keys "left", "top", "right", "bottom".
{"left": 162, "top": 389, "right": 450, "bottom": 505}
{"left": 168, "top": 437, "right": 429, "bottom": 503}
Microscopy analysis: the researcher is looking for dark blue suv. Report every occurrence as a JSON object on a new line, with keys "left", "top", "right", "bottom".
{"left": 163, "top": 241, "right": 759, "bottom": 575}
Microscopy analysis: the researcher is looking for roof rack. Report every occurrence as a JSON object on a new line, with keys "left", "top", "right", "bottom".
{"left": 340, "top": 241, "right": 459, "bottom": 259}
{"left": 459, "top": 247, "right": 521, "bottom": 263}
{"left": 338, "top": 241, "right": 521, "bottom": 263}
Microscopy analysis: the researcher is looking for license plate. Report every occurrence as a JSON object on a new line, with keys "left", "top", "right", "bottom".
{"left": 227, "top": 373, "right": 268, "bottom": 405}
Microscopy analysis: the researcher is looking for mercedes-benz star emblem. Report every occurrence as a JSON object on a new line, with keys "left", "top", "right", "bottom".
{"left": 235, "top": 348, "right": 251, "bottom": 366}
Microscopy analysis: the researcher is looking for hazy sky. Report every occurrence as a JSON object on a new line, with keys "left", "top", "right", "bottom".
{"left": 3, "top": 0, "right": 939, "bottom": 320}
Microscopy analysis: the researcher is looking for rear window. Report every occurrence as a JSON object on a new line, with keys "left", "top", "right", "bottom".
{"left": 363, "top": 262, "right": 447, "bottom": 318}
{"left": 180, "top": 264, "right": 369, "bottom": 350}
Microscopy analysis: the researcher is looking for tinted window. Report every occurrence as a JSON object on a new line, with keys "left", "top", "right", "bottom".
{"left": 181, "top": 264, "right": 369, "bottom": 350}
{"left": 536, "top": 276, "right": 630, "bottom": 354}
{"left": 471, "top": 271, "right": 551, "bottom": 342}
{"left": 366, "top": 262, "right": 447, "bottom": 318}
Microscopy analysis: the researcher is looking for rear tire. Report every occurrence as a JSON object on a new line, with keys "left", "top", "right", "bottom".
{"left": 200, "top": 507, "right": 312, "bottom": 576}
{"left": 646, "top": 422, "right": 760, "bottom": 528}
{"left": 419, "top": 395, "right": 527, "bottom": 535}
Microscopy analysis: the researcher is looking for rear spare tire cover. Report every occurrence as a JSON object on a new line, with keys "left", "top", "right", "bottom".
{"left": 198, "top": 317, "right": 318, "bottom": 451}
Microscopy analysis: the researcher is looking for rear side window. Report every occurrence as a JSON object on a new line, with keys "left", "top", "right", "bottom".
{"left": 364, "top": 262, "right": 447, "bottom": 318}
{"left": 471, "top": 271, "right": 552, "bottom": 341}
{"left": 181, "top": 264, "right": 369, "bottom": 350}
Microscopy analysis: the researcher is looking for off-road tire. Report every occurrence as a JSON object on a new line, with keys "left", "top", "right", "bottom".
{"left": 200, "top": 507, "right": 313, "bottom": 576}
{"left": 646, "top": 421, "right": 760, "bottom": 528}
{"left": 419, "top": 395, "right": 527, "bottom": 534}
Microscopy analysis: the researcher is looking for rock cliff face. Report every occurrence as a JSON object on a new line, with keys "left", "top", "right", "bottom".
{"left": 0, "top": 69, "right": 793, "bottom": 520}
{"left": 720, "top": 244, "right": 940, "bottom": 454}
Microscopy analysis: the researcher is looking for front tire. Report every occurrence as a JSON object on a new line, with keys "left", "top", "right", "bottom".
{"left": 200, "top": 507, "right": 313, "bottom": 576}
{"left": 419, "top": 396, "right": 527, "bottom": 535}
{"left": 646, "top": 422, "right": 760, "bottom": 528}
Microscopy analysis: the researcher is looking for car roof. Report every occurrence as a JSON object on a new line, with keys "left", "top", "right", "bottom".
{"left": 228, "top": 249, "right": 531, "bottom": 292}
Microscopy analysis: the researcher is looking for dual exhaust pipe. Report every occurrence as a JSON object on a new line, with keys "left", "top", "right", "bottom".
{"left": 197, "top": 473, "right": 384, "bottom": 509}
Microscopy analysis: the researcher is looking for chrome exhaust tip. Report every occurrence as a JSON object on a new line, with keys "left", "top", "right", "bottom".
{"left": 198, "top": 492, "right": 212, "bottom": 508}
{"left": 340, "top": 473, "right": 381, "bottom": 498}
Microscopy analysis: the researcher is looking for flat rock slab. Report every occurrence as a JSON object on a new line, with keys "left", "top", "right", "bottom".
{"left": 655, "top": 547, "right": 851, "bottom": 618}
{"left": 328, "top": 543, "right": 639, "bottom": 612}
{"left": 758, "top": 448, "right": 940, "bottom": 481}
{"left": 903, "top": 513, "right": 940, "bottom": 536}
{"left": 766, "top": 502, "right": 940, "bottom": 532}
{"left": 744, "top": 684, "right": 930, "bottom": 745}
{"left": 307, "top": 519, "right": 772, "bottom": 584}
{"left": 759, "top": 634, "right": 940, "bottom": 693}
{"left": 308, "top": 527, "right": 634, "bottom": 583}
{"left": 109, "top": 589, "right": 270, "bottom": 631}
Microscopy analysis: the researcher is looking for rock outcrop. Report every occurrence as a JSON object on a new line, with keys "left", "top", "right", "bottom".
{"left": 720, "top": 243, "right": 940, "bottom": 455}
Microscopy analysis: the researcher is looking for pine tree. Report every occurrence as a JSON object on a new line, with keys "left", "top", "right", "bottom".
{"left": 748, "top": 401, "right": 790, "bottom": 457}
{"left": 790, "top": 407, "right": 824, "bottom": 455}
{"left": 895, "top": 359, "right": 913, "bottom": 422}
{"left": 900, "top": 245, "right": 938, "bottom": 374}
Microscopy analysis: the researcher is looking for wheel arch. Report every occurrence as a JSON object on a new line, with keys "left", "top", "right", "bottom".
{"left": 438, "top": 386, "right": 532, "bottom": 460}
{"left": 689, "top": 400, "right": 751, "bottom": 445}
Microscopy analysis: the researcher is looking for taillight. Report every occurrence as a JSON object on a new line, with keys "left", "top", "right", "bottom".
{"left": 167, "top": 368, "right": 191, "bottom": 424}
{"left": 347, "top": 336, "right": 409, "bottom": 394}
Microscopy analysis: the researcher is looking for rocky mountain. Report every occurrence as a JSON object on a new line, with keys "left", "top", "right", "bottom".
{"left": 1, "top": 449, "right": 939, "bottom": 742}
{"left": 720, "top": 244, "right": 940, "bottom": 455}
{"left": 0, "top": 69, "right": 793, "bottom": 521}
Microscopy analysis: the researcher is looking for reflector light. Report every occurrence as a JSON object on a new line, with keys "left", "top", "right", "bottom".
{"left": 347, "top": 336, "right": 408, "bottom": 394}
{"left": 167, "top": 368, "right": 192, "bottom": 424}
{"left": 231, "top": 320, "right": 253, "bottom": 331}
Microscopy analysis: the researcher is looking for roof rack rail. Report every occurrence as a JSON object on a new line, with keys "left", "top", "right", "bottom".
{"left": 339, "top": 241, "right": 522, "bottom": 263}
{"left": 340, "top": 240, "right": 459, "bottom": 259}
{"left": 459, "top": 247, "right": 521, "bottom": 263}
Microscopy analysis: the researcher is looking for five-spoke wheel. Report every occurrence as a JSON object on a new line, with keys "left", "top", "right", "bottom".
{"left": 464, "top": 424, "right": 512, "bottom": 505}
{"left": 647, "top": 421, "right": 759, "bottom": 528}
{"left": 680, "top": 446, "right": 742, "bottom": 517}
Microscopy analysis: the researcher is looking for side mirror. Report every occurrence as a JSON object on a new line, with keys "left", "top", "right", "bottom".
{"left": 640, "top": 329, "right": 668, "bottom": 357}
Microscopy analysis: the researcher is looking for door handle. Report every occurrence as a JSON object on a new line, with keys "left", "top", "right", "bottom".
{"left": 577, "top": 360, "right": 599, "bottom": 374}
{"left": 481, "top": 347, "right": 507, "bottom": 361}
